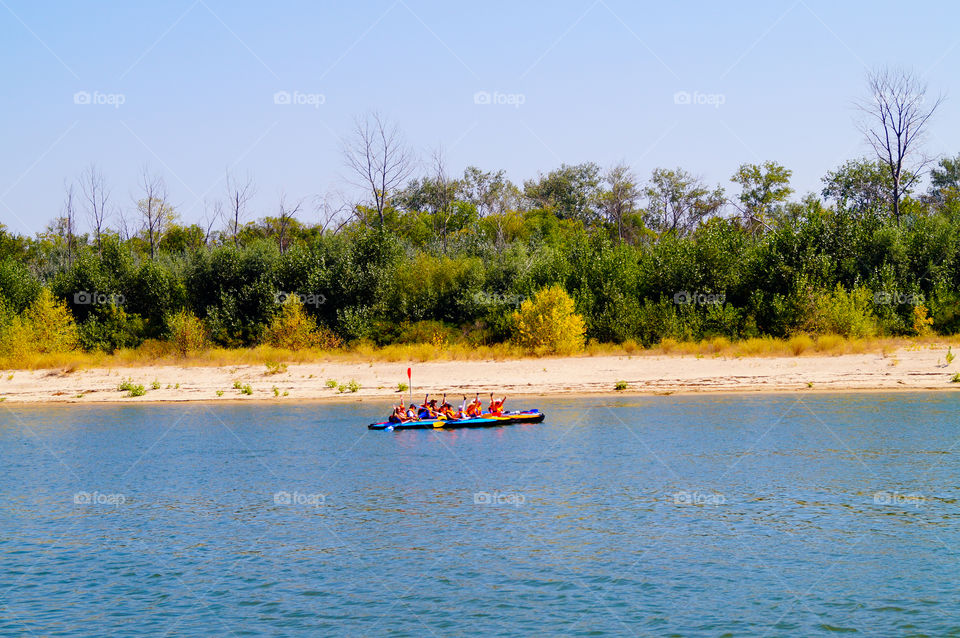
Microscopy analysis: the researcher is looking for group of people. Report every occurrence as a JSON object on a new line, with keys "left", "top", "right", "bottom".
{"left": 388, "top": 393, "right": 507, "bottom": 423}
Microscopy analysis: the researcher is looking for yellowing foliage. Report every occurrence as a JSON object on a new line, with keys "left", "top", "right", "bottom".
{"left": 262, "top": 297, "right": 342, "bottom": 351}
{"left": 912, "top": 304, "right": 934, "bottom": 336}
{"left": 511, "top": 285, "right": 586, "bottom": 354}
{"left": 168, "top": 310, "right": 209, "bottom": 357}
{"left": 0, "top": 288, "right": 79, "bottom": 357}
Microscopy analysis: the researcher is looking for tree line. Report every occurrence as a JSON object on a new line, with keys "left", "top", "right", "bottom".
{"left": 1, "top": 67, "right": 958, "bottom": 356}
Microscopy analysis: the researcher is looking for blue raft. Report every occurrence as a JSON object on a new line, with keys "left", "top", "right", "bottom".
{"left": 368, "top": 410, "right": 545, "bottom": 431}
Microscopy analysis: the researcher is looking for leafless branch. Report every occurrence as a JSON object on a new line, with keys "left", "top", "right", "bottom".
{"left": 342, "top": 112, "right": 415, "bottom": 228}
{"left": 856, "top": 66, "right": 944, "bottom": 224}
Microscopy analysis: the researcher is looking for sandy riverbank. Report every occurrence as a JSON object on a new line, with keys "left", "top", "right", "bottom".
{"left": 1, "top": 345, "right": 958, "bottom": 404}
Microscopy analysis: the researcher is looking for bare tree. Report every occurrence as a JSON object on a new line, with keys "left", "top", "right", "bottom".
{"left": 225, "top": 171, "right": 256, "bottom": 247}
{"left": 275, "top": 192, "right": 303, "bottom": 254}
{"left": 62, "top": 180, "right": 76, "bottom": 265}
{"left": 342, "top": 112, "right": 415, "bottom": 228}
{"left": 116, "top": 206, "right": 133, "bottom": 242}
{"left": 80, "top": 163, "right": 111, "bottom": 255}
{"left": 857, "top": 67, "right": 944, "bottom": 225}
{"left": 315, "top": 191, "right": 352, "bottom": 235}
{"left": 136, "top": 166, "right": 171, "bottom": 259}
{"left": 200, "top": 199, "right": 223, "bottom": 246}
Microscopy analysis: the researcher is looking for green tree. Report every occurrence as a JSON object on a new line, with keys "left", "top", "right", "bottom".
{"left": 599, "top": 163, "right": 640, "bottom": 242}
{"left": 643, "top": 168, "right": 725, "bottom": 237}
{"left": 524, "top": 163, "right": 602, "bottom": 225}
{"left": 821, "top": 158, "right": 910, "bottom": 220}
{"left": 927, "top": 154, "right": 960, "bottom": 209}
{"left": 730, "top": 161, "right": 793, "bottom": 233}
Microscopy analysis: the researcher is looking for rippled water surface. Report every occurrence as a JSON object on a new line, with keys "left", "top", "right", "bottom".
{"left": 2, "top": 393, "right": 959, "bottom": 636}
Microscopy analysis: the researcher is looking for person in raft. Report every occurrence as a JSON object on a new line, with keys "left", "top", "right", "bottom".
{"left": 389, "top": 399, "right": 420, "bottom": 423}
{"left": 418, "top": 395, "right": 443, "bottom": 419}
{"left": 438, "top": 395, "right": 457, "bottom": 419}
{"left": 487, "top": 393, "right": 507, "bottom": 416}
{"left": 465, "top": 394, "right": 483, "bottom": 417}
{"left": 388, "top": 401, "right": 406, "bottom": 423}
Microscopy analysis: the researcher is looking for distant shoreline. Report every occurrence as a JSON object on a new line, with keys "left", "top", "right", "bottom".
{"left": 1, "top": 347, "right": 958, "bottom": 404}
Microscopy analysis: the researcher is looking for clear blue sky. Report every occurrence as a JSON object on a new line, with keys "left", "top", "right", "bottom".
{"left": 1, "top": 0, "right": 958, "bottom": 234}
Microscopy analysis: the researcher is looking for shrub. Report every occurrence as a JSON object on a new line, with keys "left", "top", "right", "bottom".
{"left": 511, "top": 285, "right": 586, "bottom": 354}
{"left": 118, "top": 378, "right": 146, "bottom": 397}
{"left": 79, "top": 305, "right": 145, "bottom": 352}
{"left": 912, "top": 305, "right": 934, "bottom": 336}
{"left": 805, "top": 285, "right": 877, "bottom": 338}
{"left": 614, "top": 380, "right": 628, "bottom": 391}
{"left": 787, "top": 334, "right": 815, "bottom": 355}
{"left": 0, "top": 289, "right": 79, "bottom": 357}
{"left": 263, "top": 297, "right": 342, "bottom": 350}
{"left": 337, "top": 379, "right": 360, "bottom": 393}
{"left": 265, "top": 361, "right": 287, "bottom": 375}
{"left": 168, "top": 310, "right": 208, "bottom": 357}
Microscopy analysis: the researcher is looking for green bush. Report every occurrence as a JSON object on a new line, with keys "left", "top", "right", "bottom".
{"left": 118, "top": 378, "right": 146, "bottom": 397}
{"left": 167, "top": 310, "right": 208, "bottom": 357}
{"left": 804, "top": 285, "right": 877, "bottom": 338}
{"left": 79, "top": 305, "right": 145, "bottom": 352}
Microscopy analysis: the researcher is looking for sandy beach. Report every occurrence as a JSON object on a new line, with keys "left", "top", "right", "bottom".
{"left": 1, "top": 345, "right": 958, "bottom": 404}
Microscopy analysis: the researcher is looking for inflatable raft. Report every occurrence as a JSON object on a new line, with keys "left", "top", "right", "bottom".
{"left": 368, "top": 410, "right": 545, "bottom": 431}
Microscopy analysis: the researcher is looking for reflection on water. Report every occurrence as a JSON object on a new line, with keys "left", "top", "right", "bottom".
{"left": 1, "top": 393, "right": 959, "bottom": 636}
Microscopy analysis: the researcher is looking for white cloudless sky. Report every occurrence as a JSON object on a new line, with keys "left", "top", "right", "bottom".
{"left": 1, "top": 0, "right": 958, "bottom": 234}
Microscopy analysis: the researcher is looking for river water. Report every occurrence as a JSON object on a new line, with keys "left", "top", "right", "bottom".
{"left": 1, "top": 393, "right": 958, "bottom": 636}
